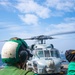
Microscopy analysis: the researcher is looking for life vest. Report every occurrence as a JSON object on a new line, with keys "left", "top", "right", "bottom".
{"left": 0, "top": 66, "right": 37, "bottom": 75}
{"left": 67, "top": 62, "right": 75, "bottom": 75}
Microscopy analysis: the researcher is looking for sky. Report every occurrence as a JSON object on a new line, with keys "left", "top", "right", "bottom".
{"left": 0, "top": 0, "right": 75, "bottom": 54}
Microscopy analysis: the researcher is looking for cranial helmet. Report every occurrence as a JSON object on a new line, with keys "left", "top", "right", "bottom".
{"left": 1, "top": 37, "right": 33, "bottom": 65}
{"left": 65, "top": 49, "right": 75, "bottom": 62}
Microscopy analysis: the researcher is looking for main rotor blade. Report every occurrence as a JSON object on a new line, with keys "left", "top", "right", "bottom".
{"left": 23, "top": 35, "right": 54, "bottom": 40}
{"left": 0, "top": 40, "right": 9, "bottom": 42}
{"left": 23, "top": 38, "right": 35, "bottom": 40}
{"left": 0, "top": 31, "right": 75, "bottom": 42}
{"left": 49, "top": 31, "right": 75, "bottom": 36}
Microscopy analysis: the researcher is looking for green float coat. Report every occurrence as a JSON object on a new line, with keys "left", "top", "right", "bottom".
{"left": 0, "top": 66, "right": 37, "bottom": 75}
{"left": 67, "top": 62, "right": 75, "bottom": 75}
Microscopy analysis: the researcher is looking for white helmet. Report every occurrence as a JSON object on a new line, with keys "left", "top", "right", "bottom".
{"left": 1, "top": 37, "right": 33, "bottom": 65}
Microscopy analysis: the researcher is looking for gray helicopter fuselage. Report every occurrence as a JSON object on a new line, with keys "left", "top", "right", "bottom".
{"left": 27, "top": 44, "right": 62, "bottom": 74}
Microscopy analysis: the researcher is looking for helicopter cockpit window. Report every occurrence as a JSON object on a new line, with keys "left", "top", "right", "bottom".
{"left": 44, "top": 50, "right": 50, "bottom": 57}
{"left": 36, "top": 48, "right": 43, "bottom": 50}
{"left": 50, "top": 50, "right": 60, "bottom": 58}
{"left": 38, "top": 51, "right": 44, "bottom": 57}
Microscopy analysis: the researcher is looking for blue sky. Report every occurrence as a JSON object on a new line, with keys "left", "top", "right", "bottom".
{"left": 0, "top": 0, "right": 75, "bottom": 53}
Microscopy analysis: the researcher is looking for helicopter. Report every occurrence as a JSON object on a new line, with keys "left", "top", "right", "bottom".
{"left": 0, "top": 31, "right": 75, "bottom": 74}
{"left": 26, "top": 38, "right": 62, "bottom": 74}
{"left": 23, "top": 31, "right": 75, "bottom": 74}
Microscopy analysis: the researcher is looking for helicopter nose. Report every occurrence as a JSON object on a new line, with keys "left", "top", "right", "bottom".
{"left": 45, "top": 60, "right": 55, "bottom": 73}
{"left": 47, "top": 60, "right": 55, "bottom": 68}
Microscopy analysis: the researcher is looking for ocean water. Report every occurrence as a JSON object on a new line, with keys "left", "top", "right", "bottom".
{"left": 0, "top": 55, "right": 4, "bottom": 66}
{"left": 60, "top": 54, "right": 69, "bottom": 65}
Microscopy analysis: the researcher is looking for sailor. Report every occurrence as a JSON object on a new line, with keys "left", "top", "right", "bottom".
{"left": 65, "top": 49, "right": 75, "bottom": 75}
{"left": 0, "top": 37, "right": 38, "bottom": 75}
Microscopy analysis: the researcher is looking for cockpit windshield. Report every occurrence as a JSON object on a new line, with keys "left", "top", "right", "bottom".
{"left": 37, "top": 50, "right": 60, "bottom": 58}
{"left": 50, "top": 50, "right": 60, "bottom": 58}
{"left": 38, "top": 51, "right": 44, "bottom": 57}
{"left": 44, "top": 50, "right": 50, "bottom": 57}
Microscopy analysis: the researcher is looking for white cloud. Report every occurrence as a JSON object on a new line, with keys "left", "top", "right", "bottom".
{"left": 19, "top": 14, "right": 39, "bottom": 25}
{"left": 0, "top": 0, "right": 16, "bottom": 12}
{"left": 43, "top": 17, "right": 75, "bottom": 37}
{"left": 45, "top": 0, "right": 75, "bottom": 12}
{"left": 44, "top": 22, "right": 75, "bottom": 40}
{"left": 0, "top": 22, "right": 24, "bottom": 31}
{"left": 46, "top": 21, "right": 75, "bottom": 35}
{"left": 10, "top": 32, "right": 29, "bottom": 38}
{"left": 64, "top": 17, "right": 75, "bottom": 22}
{"left": 7, "top": 25, "right": 22, "bottom": 31}
{"left": 0, "top": 0, "right": 9, "bottom": 6}
{"left": 45, "top": 0, "right": 59, "bottom": 7}
{"left": 55, "top": 23, "right": 75, "bottom": 31}
{"left": 15, "top": 0, "right": 51, "bottom": 19}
